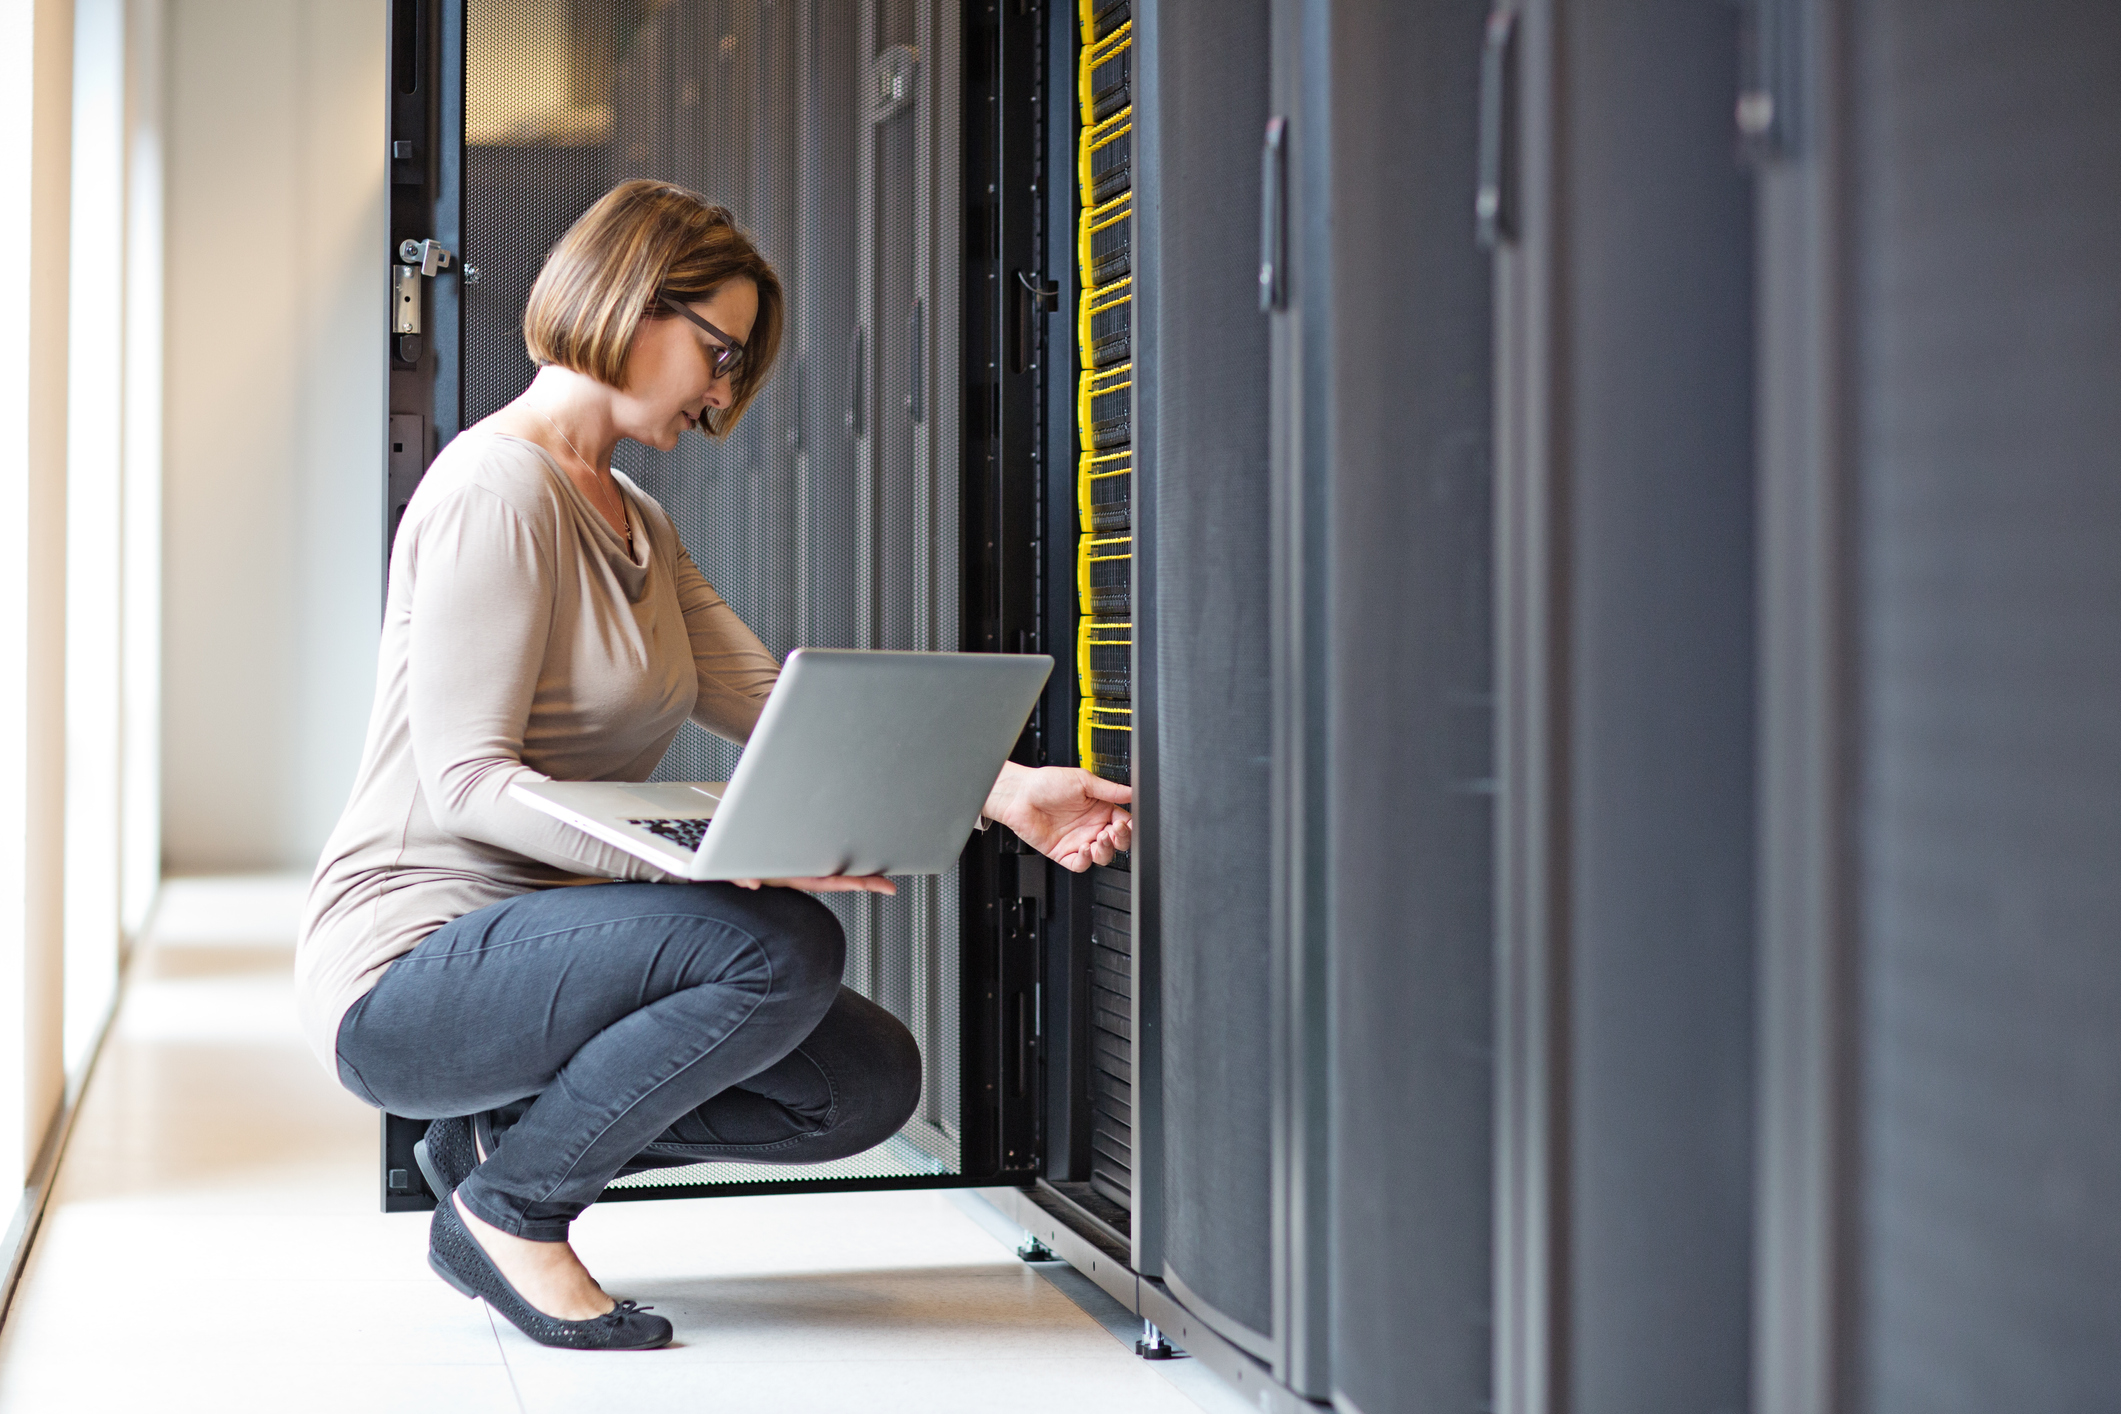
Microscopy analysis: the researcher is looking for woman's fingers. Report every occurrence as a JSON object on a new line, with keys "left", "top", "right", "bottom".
{"left": 1068, "top": 769, "right": 1134, "bottom": 807}
{"left": 798, "top": 875, "right": 897, "bottom": 895}
{"left": 737, "top": 876, "right": 898, "bottom": 895}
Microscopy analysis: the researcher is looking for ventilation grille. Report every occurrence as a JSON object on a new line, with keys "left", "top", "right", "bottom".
{"left": 1088, "top": 863, "right": 1135, "bottom": 1209}
{"left": 460, "top": 0, "right": 962, "bottom": 1192}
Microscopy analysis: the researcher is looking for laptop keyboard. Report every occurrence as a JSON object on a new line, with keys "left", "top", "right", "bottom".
{"left": 628, "top": 817, "right": 712, "bottom": 851}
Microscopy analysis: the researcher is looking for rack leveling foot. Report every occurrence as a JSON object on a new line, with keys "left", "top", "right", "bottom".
{"left": 1136, "top": 1320, "right": 1181, "bottom": 1359}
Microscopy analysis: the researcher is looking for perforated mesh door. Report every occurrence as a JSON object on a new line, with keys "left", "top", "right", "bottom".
{"left": 459, "top": 0, "right": 964, "bottom": 1190}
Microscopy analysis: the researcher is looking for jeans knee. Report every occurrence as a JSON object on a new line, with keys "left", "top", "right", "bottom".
{"left": 874, "top": 1011, "right": 923, "bottom": 1131}
{"left": 836, "top": 1006, "right": 923, "bottom": 1149}
{"left": 753, "top": 890, "right": 845, "bottom": 1016}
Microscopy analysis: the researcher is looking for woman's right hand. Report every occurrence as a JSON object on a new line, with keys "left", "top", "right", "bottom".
{"left": 731, "top": 876, "right": 898, "bottom": 896}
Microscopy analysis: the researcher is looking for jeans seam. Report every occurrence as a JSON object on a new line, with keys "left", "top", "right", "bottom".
{"left": 336, "top": 1052, "right": 383, "bottom": 1109}
{"left": 527, "top": 925, "right": 781, "bottom": 1206}
{"left": 639, "top": 1135, "right": 813, "bottom": 1157}
{"left": 639, "top": 1043, "right": 843, "bottom": 1155}
{"left": 335, "top": 993, "right": 385, "bottom": 1107}
{"left": 388, "top": 909, "right": 769, "bottom": 968}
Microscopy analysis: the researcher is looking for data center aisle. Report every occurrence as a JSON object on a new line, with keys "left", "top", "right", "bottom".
{"left": 0, "top": 878, "right": 1219, "bottom": 1414}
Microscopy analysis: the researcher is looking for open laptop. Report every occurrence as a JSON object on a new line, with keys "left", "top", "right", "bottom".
{"left": 510, "top": 649, "right": 1053, "bottom": 880}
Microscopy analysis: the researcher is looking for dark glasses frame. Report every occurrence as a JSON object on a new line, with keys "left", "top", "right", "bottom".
{"left": 658, "top": 294, "right": 747, "bottom": 380}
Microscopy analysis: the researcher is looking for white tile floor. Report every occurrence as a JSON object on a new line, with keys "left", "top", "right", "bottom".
{"left": 0, "top": 876, "right": 1236, "bottom": 1414}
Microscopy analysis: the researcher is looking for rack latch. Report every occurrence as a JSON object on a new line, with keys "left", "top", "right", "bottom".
{"left": 398, "top": 237, "right": 454, "bottom": 276}
{"left": 392, "top": 239, "right": 456, "bottom": 338}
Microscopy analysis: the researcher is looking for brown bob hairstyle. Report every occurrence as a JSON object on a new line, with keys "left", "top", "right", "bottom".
{"left": 522, "top": 179, "right": 784, "bottom": 438}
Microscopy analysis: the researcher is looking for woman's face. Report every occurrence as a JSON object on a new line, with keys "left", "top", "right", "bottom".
{"left": 611, "top": 276, "right": 760, "bottom": 451}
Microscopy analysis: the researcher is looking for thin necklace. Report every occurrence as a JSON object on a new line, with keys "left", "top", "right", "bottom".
{"left": 535, "top": 404, "right": 635, "bottom": 559}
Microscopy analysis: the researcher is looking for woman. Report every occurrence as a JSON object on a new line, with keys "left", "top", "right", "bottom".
{"left": 298, "top": 180, "right": 1132, "bottom": 1352}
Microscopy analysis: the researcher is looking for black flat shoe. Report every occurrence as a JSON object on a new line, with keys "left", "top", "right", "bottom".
{"left": 428, "top": 1197, "right": 673, "bottom": 1351}
{"left": 413, "top": 1115, "right": 479, "bottom": 1200}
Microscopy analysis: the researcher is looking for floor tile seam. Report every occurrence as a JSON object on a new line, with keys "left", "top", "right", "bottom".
{"left": 487, "top": 1304, "right": 531, "bottom": 1414}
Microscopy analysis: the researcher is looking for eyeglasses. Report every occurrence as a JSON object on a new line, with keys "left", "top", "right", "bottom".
{"left": 658, "top": 294, "right": 747, "bottom": 380}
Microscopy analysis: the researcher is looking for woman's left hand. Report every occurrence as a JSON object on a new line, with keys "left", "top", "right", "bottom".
{"left": 732, "top": 876, "right": 898, "bottom": 895}
{"left": 983, "top": 762, "right": 1134, "bottom": 872}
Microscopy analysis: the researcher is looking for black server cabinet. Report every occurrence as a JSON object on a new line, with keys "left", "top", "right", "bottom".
{"left": 1280, "top": 2, "right": 1500, "bottom": 1411}
{"left": 1487, "top": 2, "right": 1758, "bottom": 1413}
{"left": 1132, "top": 0, "right": 1281, "bottom": 1379}
{"left": 1754, "top": 2, "right": 2121, "bottom": 1410}
{"left": 379, "top": 0, "right": 1053, "bottom": 1212}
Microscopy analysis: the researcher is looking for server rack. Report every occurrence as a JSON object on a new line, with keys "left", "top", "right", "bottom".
{"left": 379, "top": 0, "right": 1047, "bottom": 1210}
{"left": 1298, "top": 5, "right": 1498, "bottom": 1410}
{"left": 1073, "top": 0, "right": 1138, "bottom": 1223}
{"left": 376, "top": 6, "right": 1495, "bottom": 1412}
{"left": 1487, "top": 4, "right": 1759, "bottom": 1413}
{"left": 1753, "top": 3, "right": 2121, "bottom": 1409}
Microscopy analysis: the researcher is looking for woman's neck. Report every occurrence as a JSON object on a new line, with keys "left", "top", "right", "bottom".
{"left": 519, "top": 366, "right": 621, "bottom": 473}
{"left": 474, "top": 366, "right": 633, "bottom": 541}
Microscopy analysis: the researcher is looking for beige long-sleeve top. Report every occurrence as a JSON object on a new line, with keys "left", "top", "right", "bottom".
{"left": 294, "top": 429, "right": 780, "bottom": 1073}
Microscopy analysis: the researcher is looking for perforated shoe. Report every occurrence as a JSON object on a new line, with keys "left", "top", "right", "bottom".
{"left": 413, "top": 1115, "right": 479, "bottom": 1200}
{"left": 428, "top": 1196, "right": 673, "bottom": 1351}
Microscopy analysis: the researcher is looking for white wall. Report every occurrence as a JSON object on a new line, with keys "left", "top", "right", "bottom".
{"left": 120, "top": 0, "right": 164, "bottom": 938}
{"left": 65, "top": 0, "right": 126, "bottom": 1072}
{"left": 163, "top": 0, "right": 385, "bottom": 873}
{"left": 0, "top": 0, "right": 78, "bottom": 1197}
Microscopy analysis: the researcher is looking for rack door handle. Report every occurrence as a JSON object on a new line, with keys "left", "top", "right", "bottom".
{"left": 909, "top": 299, "right": 925, "bottom": 425}
{"left": 1476, "top": 7, "right": 1519, "bottom": 249}
{"left": 1260, "top": 116, "right": 1288, "bottom": 312}
{"left": 847, "top": 326, "right": 866, "bottom": 436}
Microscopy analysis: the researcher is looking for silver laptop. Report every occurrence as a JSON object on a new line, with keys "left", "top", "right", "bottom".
{"left": 510, "top": 649, "right": 1052, "bottom": 880}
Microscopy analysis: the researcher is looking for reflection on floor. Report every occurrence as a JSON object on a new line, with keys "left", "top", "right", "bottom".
{"left": 0, "top": 876, "right": 1234, "bottom": 1414}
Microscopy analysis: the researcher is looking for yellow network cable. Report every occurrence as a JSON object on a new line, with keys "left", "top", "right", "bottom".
{"left": 1080, "top": 22, "right": 1132, "bottom": 126}
{"left": 1077, "top": 616, "right": 1133, "bottom": 699}
{"left": 1078, "top": 363, "right": 1132, "bottom": 451}
{"left": 1079, "top": 699, "right": 1133, "bottom": 782}
{"left": 1076, "top": 6, "right": 1135, "bottom": 780}
{"left": 1079, "top": 190, "right": 1132, "bottom": 287}
{"left": 1077, "top": 530, "right": 1132, "bottom": 617}
{"left": 1077, "top": 447, "right": 1132, "bottom": 531}
{"left": 1079, "top": 106, "right": 1132, "bottom": 204}
{"left": 1078, "top": 0, "right": 1130, "bottom": 48}
{"left": 1079, "top": 276, "right": 1132, "bottom": 370}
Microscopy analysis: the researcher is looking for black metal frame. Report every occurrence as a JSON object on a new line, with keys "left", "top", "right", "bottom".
{"left": 379, "top": 0, "right": 1051, "bottom": 1215}
{"left": 955, "top": 0, "right": 1046, "bottom": 1186}
{"left": 384, "top": 0, "right": 461, "bottom": 582}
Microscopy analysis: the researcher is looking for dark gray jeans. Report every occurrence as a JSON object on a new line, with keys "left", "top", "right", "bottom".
{"left": 334, "top": 881, "right": 923, "bottom": 1240}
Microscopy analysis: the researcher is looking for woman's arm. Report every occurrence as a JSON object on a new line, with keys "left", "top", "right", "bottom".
{"left": 670, "top": 537, "right": 780, "bottom": 743}
{"left": 405, "top": 485, "right": 681, "bottom": 880}
{"left": 982, "top": 761, "right": 1134, "bottom": 872}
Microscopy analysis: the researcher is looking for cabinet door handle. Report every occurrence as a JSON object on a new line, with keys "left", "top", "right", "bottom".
{"left": 1738, "top": 0, "right": 1796, "bottom": 163}
{"left": 848, "top": 326, "right": 866, "bottom": 436}
{"left": 1259, "top": 116, "right": 1288, "bottom": 312}
{"left": 909, "top": 299, "right": 925, "bottom": 425}
{"left": 1476, "top": 7, "right": 1519, "bottom": 249}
